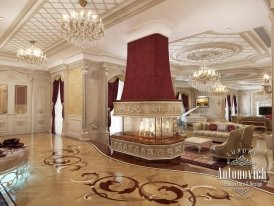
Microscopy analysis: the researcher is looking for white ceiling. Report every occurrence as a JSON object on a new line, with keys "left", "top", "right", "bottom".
{"left": 0, "top": 0, "right": 29, "bottom": 38}
{"left": 0, "top": 0, "right": 272, "bottom": 90}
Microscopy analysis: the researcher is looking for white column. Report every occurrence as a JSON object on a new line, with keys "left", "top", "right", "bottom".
{"left": 81, "top": 61, "right": 109, "bottom": 144}
{"left": 82, "top": 66, "right": 88, "bottom": 132}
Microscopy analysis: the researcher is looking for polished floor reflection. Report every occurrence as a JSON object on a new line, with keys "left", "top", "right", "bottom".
{"left": 2, "top": 133, "right": 274, "bottom": 206}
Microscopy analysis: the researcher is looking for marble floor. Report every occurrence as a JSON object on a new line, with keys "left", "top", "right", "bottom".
{"left": 1, "top": 133, "right": 274, "bottom": 206}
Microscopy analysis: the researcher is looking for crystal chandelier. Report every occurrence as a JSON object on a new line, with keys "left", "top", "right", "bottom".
{"left": 261, "top": 74, "right": 272, "bottom": 94}
{"left": 17, "top": 41, "right": 47, "bottom": 66}
{"left": 212, "top": 84, "right": 229, "bottom": 98}
{"left": 61, "top": 0, "right": 104, "bottom": 47}
{"left": 189, "top": 65, "right": 221, "bottom": 92}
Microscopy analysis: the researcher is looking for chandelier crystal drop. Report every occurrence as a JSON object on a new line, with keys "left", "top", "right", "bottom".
{"left": 189, "top": 65, "right": 221, "bottom": 92}
{"left": 17, "top": 41, "right": 47, "bottom": 67}
{"left": 212, "top": 84, "right": 229, "bottom": 98}
{"left": 261, "top": 74, "right": 272, "bottom": 94}
{"left": 61, "top": 0, "right": 104, "bottom": 47}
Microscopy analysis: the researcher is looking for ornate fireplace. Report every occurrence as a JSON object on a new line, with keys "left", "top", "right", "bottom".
{"left": 111, "top": 33, "right": 185, "bottom": 160}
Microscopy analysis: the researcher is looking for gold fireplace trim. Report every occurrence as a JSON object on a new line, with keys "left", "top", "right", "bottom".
{"left": 113, "top": 101, "right": 182, "bottom": 117}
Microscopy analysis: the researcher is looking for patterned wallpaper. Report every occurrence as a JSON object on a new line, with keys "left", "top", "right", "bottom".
{"left": 68, "top": 68, "right": 82, "bottom": 116}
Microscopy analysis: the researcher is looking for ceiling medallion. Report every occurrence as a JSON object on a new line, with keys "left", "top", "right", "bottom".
{"left": 186, "top": 48, "right": 234, "bottom": 62}
{"left": 170, "top": 43, "right": 241, "bottom": 64}
{"left": 17, "top": 41, "right": 47, "bottom": 67}
{"left": 189, "top": 65, "right": 221, "bottom": 92}
{"left": 61, "top": 0, "right": 104, "bottom": 47}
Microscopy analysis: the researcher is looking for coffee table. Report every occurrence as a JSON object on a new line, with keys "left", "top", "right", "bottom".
{"left": 183, "top": 137, "right": 212, "bottom": 153}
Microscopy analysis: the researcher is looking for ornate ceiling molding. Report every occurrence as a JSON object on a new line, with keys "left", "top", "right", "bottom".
{"left": 0, "top": 0, "right": 46, "bottom": 48}
{"left": 49, "top": 64, "right": 68, "bottom": 74}
{"left": 171, "top": 42, "right": 242, "bottom": 63}
{"left": 0, "top": 0, "right": 164, "bottom": 58}
{"left": 169, "top": 31, "right": 270, "bottom": 67}
{"left": 102, "top": 62, "right": 125, "bottom": 71}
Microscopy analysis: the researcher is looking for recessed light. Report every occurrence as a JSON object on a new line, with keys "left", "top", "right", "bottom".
{"left": 0, "top": 17, "right": 4, "bottom": 20}
{"left": 226, "top": 28, "right": 231, "bottom": 31}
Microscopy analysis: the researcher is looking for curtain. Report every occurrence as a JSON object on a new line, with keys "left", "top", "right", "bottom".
{"left": 52, "top": 80, "right": 60, "bottom": 134}
{"left": 60, "top": 80, "right": 64, "bottom": 118}
{"left": 233, "top": 95, "right": 237, "bottom": 114}
{"left": 182, "top": 94, "right": 189, "bottom": 112}
{"left": 175, "top": 93, "right": 180, "bottom": 99}
{"left": 227, "top": 95, "right": 232, "bottom": 121}
{"left": 108, "top": 78, "right": 119, "bottom": 128}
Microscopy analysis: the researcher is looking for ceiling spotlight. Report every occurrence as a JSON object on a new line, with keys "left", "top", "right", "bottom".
{"left": 0, "top": 17, "right": 4, "bottom": 20}
{"left": 226, "top": 28, "right": 231, "bottom": 31}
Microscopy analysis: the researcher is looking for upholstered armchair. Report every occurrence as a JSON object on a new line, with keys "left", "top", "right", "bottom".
{"left": 210, "top": 128, "right": 244, "bottom": 163}
{"left": 240, "top": 126, "right": 254, "bottom": 150}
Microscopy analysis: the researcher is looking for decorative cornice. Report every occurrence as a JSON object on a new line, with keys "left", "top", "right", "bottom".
{"left": 102, "top": 0, "right": 165, "bottom": 29}
{"left": 68, "top": 60, "right": 100, "bottom": 70}
{"left": 0, "top": 64, "right": 49, "bottom": 76}
{"left": 45, "top": 40, "right": 72, "bottom": 57}
{"left": 49, "top": 64, "right": 68, "bottom": 74}
{"left": 102, "top": 62, "right": 125, "bottom": 71}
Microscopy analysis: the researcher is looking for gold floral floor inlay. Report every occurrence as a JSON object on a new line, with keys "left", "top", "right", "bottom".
{"left": 3, "top": 134, "right": 274, "bottom": 206}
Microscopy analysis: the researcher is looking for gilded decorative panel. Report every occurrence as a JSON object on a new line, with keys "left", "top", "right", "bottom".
{"left": 68, "top": 68, "right": 82, "bottom": 116}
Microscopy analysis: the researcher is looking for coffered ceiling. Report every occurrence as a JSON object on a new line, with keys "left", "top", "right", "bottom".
{"left": 0, "top": 0, "right": 272, "bottom": 90}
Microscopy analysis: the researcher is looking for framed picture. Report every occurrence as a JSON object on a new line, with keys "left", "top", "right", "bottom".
{"left": 196, "top": 96, "right": 209, "bottom": 108}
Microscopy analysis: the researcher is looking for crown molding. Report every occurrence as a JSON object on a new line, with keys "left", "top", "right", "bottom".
{"left": 241, "top": 31, "right": 270, "bottom": 55}
{"left": 0, "top": 51, "right": 16, "bottom": 60}
{"left": 45, "top": 40, "right": 72, "bottom": 57}
{"left": 102, "top": 0, "right": 165, "bottom": 29}
{"left": 102, "top": 62, "right": 125, "bottom": 71}
{"left": 49, "top": 64, "right": 68, "bottom": 74}
{"left": 0, "top": 0, "right": 46, "bottom": 48}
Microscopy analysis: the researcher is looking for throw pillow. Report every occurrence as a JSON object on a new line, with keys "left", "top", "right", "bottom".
{"left": 209, "top": 123, "right": 217, "bottom": 131}
{"left": 227, "top": 124, "right": 236, "bottom": 132}
{"left": 203, "top": 123, "right": 209, "bottom": 130}
{"left": 217, "top": 124, "right": 227, "bottom": 131}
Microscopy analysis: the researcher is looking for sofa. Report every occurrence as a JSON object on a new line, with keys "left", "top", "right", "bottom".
{"left": 193, "top": 122, "right": 250, "bottom": 142}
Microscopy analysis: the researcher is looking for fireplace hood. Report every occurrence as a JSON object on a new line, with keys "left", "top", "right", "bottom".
{"left": 113, "top": 33, "right": 181, "bottom": 117}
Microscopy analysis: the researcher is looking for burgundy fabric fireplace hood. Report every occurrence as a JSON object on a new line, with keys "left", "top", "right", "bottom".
{"left": 121, "top": 33, "right": 176, "bottom": 101}
{"left": 113, "top": 33, "right": 181, "bottom": 117}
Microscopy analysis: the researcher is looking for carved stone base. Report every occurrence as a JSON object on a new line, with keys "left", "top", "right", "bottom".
{"left": 110, "top": 137, "right": 184, "bottom": 160}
